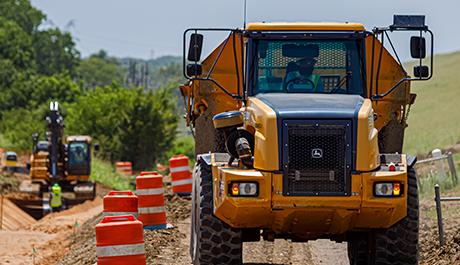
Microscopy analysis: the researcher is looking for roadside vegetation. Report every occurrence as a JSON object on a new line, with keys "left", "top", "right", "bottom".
{"left": 90, "top": 158, "right": 133, "bottom": 190}
{"left": 0, "top": 0, "right": 192, "bottom": 175}
{"left": 404, "top": 51, "right": 460, "bottom": 156}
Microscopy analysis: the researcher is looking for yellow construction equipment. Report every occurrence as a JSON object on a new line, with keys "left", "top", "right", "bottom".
{"left": 181, "top": 15, "right": 433, "bottom": 264}
{"left": 2, "top": 151, "right": 17, "bottom": 169}
{"left": 25, "top": 101, "right": 96, "bottom": 215}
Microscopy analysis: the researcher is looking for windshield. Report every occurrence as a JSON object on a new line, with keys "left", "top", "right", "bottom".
{"left": 252, "top": 39, "right": 364, "bottom": 95}
{"left": 68, "top": 142, "right": 89, "bottom": 166}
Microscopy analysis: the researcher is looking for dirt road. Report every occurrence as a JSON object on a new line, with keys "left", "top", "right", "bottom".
{"left": 55, "top": 190, "right": 349, "bottom": 265}
{"left": 3, "top": 179, "right": 457, "bottom": 265}
{"left": 0, "top": 197, "right": 102, "bottom": 265}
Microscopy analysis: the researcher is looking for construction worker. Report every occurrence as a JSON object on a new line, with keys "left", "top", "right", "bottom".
{"left": 50, "top": 183, "right": 63, "bottom": 212}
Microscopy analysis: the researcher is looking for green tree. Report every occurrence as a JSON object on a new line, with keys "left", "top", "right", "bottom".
{"left": 33, "top": 29, "right": 80, "bottom": 76}
{"left": 31, "top": 74, "right": 82, "bottom": 107}
{"left": 0, "top": 0, "right": 44, "bottom": 34}
{"left": 66, "top": 85, "right": 178, "bottom": 169}
{"left": 116, "top": 87, "right": 178, "bottom": 169}
{"left": 0, "top": 17, "right": 34, "bottom": 71}
{"left": 1, "top": 104, "right": 48, "bottom": 150}
{"left": 77, "top": 50, "right": 124, "bottom": 88}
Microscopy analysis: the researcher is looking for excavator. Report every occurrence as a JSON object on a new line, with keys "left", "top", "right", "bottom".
{"left": 180, "top": 15, "right": 433, "bottom": 264}
{"left": 16, "top": 102, "right": 96, "bottom": 217}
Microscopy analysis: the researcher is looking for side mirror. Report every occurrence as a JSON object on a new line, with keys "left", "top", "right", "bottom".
{"left": 187, "top": 33, "right": 203, "bottom": 62}
{"left": 410, "top": 36, "right": 426, "bottom": 59}
{"left": 94, "top": 143, "right": 100, "bottom": 152}
{"left": 414, "top": 65, "right": 429, "bottom": 78}
{"left": 186, "top": 64, "right": 202, "bottom": 76}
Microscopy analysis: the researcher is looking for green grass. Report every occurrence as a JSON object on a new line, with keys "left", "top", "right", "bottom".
{"left": 417, "top": 152, "right": 460, "bottom": 198}
{"left": 91, "top": 158, "right": 134, "bottom": 190}
{"left": 403, "top": 51, "right": 460, "bottom": 156}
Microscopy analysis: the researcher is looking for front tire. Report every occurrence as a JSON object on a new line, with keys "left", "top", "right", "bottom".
{"left": 190, "top": 158, "right": 242, "bottom": 265}
{"left": 348, "top": 167, "right": 419, "bottom": 265}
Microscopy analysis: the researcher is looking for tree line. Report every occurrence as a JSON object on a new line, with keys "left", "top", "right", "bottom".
{"left": 0, "top": 0, "right": 187, "bottom": 169}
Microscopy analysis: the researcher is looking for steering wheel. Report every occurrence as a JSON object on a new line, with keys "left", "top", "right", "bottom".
{"left": 283, "top": 77, "right": 315, "bottom": 92}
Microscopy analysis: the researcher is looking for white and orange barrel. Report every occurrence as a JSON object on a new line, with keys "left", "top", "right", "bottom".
{"left": 169, "top": 154, "right": 192, "bottom": 195}
{"left": 116, "top": 161, "right": 133, "bottom": 175}
{"left": 136, "top": 171, "right": 167, "bottom": 230}
{"left": 103, "top": 191, "right": 138, "bottom": 218}
{"left": 96, "top": 215, "right": 146, "bottom": 265}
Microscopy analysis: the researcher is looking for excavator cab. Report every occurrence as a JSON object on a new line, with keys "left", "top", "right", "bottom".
{"left": 67, "top": 136, "right": 92, "bottom": 176}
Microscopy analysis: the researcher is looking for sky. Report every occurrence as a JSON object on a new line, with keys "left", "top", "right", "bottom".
{"left": 31, "top": 0, "right": 458, "bottom": 59}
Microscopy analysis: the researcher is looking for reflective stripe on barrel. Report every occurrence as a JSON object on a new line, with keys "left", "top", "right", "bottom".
{"left": 138, "top": 206, "right": 165, "bottom": 214}
{"left": 169, "top": 165, "right": 190, "bottom": 173}
{"left": 103, "top": 212, "right": 138, "bottom": 218}
{"left": 135, "top": 188, "right": 164, "bottom": 196}
{"left": 96, "top": 242, "right": 145, "bottom": 257}
{"left": 171, "top": 178, "right": 193, "bottom": 187}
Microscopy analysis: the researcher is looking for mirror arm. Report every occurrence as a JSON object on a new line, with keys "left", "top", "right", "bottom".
{"left": 372, "top": 77, "right": 410, "bottom": 100}
{"left": 183, "top": 28, "right": 237, "bottom": 79}
{"left": 183, "top": 28, "right": 245, "bottom": 101}
{"left": 372, "top": 29, "right": 434, "bottom": 101}
{"left": 426, "top": 29, "right": 434, "bottom": 80}
{"left": 206, "top": 32, "right": 232, "bottom": 79}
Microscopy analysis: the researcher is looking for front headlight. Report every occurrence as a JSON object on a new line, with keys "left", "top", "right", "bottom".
{"left": 374, "top": 182, "right": 402, "bottom": 197}
{"left": 229, "top": 182, "right": 258, "bottom": 197}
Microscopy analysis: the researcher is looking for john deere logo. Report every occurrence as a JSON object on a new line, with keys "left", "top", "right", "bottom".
{"left": 311, "top": 148, "right": 323, "bottom": 159}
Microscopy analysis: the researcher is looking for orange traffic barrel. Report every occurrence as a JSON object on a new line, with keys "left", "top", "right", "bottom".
{"left": 116, "top": 161, "right": 133, "bottom": 175}
{"left": 96, "top": 215, "right": 146, "bottom": 265}
{"left": 136, "top": 171, "right": 167, "bottom": 230}
{"left": 169, "top": 154, "right": 192, "bottom": 195}
{"left": 103, "top": 191, "right": 138, "bottom": 218}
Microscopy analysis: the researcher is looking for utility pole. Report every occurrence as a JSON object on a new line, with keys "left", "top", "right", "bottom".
{"left": 144, "top": 62, "right": 149, "bottom": 90}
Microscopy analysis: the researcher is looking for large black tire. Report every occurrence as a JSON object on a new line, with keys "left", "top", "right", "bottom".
{"left": 348, "top": 167, "right": 419, "bottom": 265}
{"left": 190, "top": 159, "right": 243, "bottom": 265}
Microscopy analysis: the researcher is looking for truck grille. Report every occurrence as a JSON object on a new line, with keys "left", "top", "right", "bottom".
{"left": 282, "top": 120, "right": 352, "bottom": 196}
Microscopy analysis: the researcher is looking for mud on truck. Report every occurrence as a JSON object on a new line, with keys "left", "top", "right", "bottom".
{"left": 179, "top": 15, "right": 434, "bottom": 265}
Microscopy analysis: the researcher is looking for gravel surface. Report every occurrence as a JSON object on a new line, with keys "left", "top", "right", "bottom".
{"left": 54, "top": 190, "right": 460, "bottom": 265}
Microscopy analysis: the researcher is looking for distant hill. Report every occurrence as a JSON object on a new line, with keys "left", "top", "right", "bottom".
{"left": 118, "top": 55, "right": 181, "bottom": 72}
{"left": 404, "top": 51, "right": 460, "bottom": 155}
{"left": 117, "top": 55, "right": 182, "bottom": 89}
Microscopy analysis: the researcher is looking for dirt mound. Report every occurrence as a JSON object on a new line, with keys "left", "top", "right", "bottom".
{"left": 56, "top": 214, "right": 102, "bottom": 265}
{"left": 57, "top": 191, "right": 192, "bottom": 265}
{"left": 0, "top": 196, "right": 103, "bottom": 265}
{"left": 164, "top": 194, "right": 191, "bottom": 222}
{"left": 0, "top": 196, "right": 36, "bottom": 230}
{"left": 28, "top": 197, "right": 102, "bottom": 234}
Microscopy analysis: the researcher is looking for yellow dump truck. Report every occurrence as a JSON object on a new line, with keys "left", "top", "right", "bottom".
{"left": 180, "top": 15, "right": 433, "bottom": 264}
